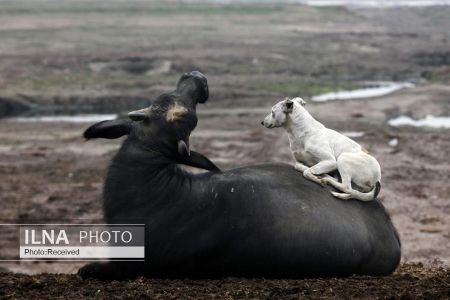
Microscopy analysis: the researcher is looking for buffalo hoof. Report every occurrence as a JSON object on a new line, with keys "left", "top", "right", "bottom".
{"left": 78, "top": 263, "right": 113, "bottom": 280}
{"left": 79, "top": 262, "right": 145, "bottom": 281}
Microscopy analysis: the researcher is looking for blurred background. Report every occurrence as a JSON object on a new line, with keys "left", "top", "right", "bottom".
{"left": 0, "top": 0, "right": 448, "bottom": 274}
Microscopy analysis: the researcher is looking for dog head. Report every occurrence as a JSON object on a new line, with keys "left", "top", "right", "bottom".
{"left": 261, "top": 97, "right": 306, "bottom": 128}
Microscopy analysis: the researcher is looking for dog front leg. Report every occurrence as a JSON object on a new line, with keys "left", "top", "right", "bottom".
{"left": 295, "top": 162, "right": 323, "bottom": 186}
{"left": 294, "top": 162, "right": 309, "bottom": 172}
{"left": 303, "top": 160, "right": 337, "bottom": 186}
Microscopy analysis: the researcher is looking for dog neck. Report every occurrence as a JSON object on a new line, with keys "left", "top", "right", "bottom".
{"left": 285, "top": 104, "right": 324, "bottom": 139}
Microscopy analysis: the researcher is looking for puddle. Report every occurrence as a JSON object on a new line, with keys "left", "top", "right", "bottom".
{"left": 388, "top": 115, "right": 450, "bottom": 128}
{"left": 388, "top": 138, "right": 399, "bottom": 147}
{"left": 312, "top": 81, "right": 415, "bottom": 102}
{"left": 342, "top": 131, "right": 365, "bottom": 138}
{"left": 8, "top": 114, "right": 117, "bottom": 123}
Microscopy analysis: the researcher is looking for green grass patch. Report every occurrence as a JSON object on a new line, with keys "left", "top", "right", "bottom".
{"left": 1, "top": 70, "right": 180, "bottom": 97}
{"left": 421, "top": 68, "right": 450, "bottom": 83}
{"left": 0, "top": 0, "right": 284, "bottom": 16}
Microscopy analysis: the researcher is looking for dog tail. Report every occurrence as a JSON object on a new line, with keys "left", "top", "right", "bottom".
{"left": 331, "top": 181, "right": 381, "bottom": 202}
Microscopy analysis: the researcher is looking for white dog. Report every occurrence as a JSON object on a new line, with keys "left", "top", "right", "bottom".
{"left": 262, "top": 97, "right": 381, "bottom": 201}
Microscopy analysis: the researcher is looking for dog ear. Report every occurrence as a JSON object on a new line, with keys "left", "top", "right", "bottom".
{"left": 284, "top": 98, "right": 294, "bottom": 113}
{"left": 292, "top": 97, "right": 306, "bottom": 106}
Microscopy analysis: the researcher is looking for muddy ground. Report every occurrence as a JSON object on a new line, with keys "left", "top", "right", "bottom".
{"left": 1, "top": 84, "right": 449, "bottom": 272}
{"left": 0, "top": 263, "right": 449, "bottom": 299}
{"left": 0, "top": 84, "right": 449, "bottom": 298}
{"left": 0, "top": 0, "right": 449, "bottom": 298}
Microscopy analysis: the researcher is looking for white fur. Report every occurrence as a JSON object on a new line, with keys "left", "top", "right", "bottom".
{"left": 262, "top": 97, "right": 381, "bottom": 201}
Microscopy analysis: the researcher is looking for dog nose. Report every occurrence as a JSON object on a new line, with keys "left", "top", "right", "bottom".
{"left": 261, "top": 121, "right": 264, "bottom": 126}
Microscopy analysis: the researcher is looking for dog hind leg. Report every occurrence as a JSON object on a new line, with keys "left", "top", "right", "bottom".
{"left": 324, "top": 171, "right": 356, "bottom": 200}
{"left": 331, "top": 191, "right": 352, "bottom": 200}
{"left": 323, "top": 174, "right": 351, "bottom": 192}
{"left": 327, "top": 178, "right": 379, "bottom": 201}
{"left": 329, "top": 152, "right": 379, "bottom": 201}
{"left": 303, "top": 160, "right": 338, "bottom": 187}
{"left": 309, "top": 160, "right": 337, "bottom": 176}
{"left": 345, "top": 183, "right": 379, "bottom": 201}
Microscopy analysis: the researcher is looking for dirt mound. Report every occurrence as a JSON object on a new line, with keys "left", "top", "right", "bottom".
{"left": 0, "top": 263, "right": 448, "bottom": 299}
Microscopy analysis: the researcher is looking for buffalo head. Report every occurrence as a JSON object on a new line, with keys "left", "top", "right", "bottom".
{"left": 83, "top": 71, "right": 219, "bottom": 171}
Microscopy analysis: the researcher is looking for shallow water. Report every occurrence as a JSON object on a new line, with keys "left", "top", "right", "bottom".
{"left": 312, "top": 81, "right": 415, "bottom": 102}
{"left": 388, "top": 115, "right": 450, "bottom": 128}
{"left": 303, "top": 0, "right": 450, "bottom": 6}
{"left": 342, "top": 131, "right": 365, "bottom": 138}
{"left": 9, "top": 114, "right": 117, "bottom": 123}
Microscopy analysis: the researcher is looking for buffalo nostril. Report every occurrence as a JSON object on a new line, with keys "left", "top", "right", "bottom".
{"left": 190, "top": 70, "right": 206, "bottom": 79}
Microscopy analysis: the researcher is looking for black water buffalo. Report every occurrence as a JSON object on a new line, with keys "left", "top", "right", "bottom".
{"left": 79, "top": 71, "right": 401, "bottom": 280}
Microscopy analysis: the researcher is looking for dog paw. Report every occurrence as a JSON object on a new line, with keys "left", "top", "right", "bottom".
{"left": 312, "top": 175, "right": 326, "bottom": 186}
{"left": 321, "top": 177, "right": 330, "bottom": 184}
{"left": 294, "top": 165, "right": 303, "bottom": 172}
{"left": 317, "top": 179, "right": 326, "bottom": 187}
{"left": 331, "top": 191, "right": 351, "bottom": 200}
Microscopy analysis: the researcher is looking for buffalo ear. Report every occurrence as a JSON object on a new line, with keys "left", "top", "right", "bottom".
{"left": 83, "top": 119, "right": 131, "bottom": 139}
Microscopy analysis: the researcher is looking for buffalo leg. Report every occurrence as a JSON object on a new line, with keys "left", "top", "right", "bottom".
{"left": 78, "top": 261, "right": 145, "bottom": 281}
